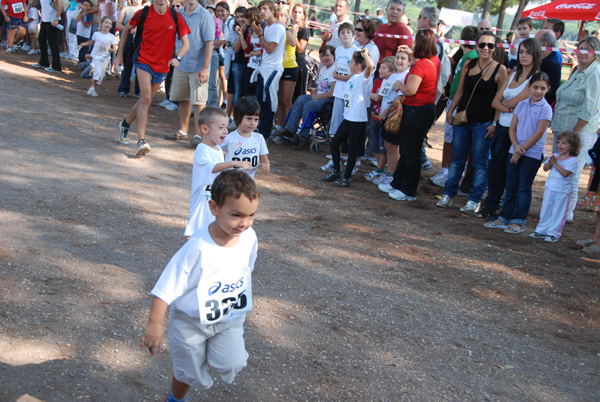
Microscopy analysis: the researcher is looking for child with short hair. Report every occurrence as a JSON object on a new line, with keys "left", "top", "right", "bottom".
{"left": 509, "top": 17, "right": 533, "bottom": 69}
{"left": 530, "top": 131, "right": 580, "bottom": 242}
{"left": 364, "top": 56, "right": 396, "bottom": 182}
{"left": 78, "top": 16, "right": 118, "bottom": 97}
{"left": 484, "top": 72, "right": 553, "bottom": 234}
{"left": 141, "top": 168, "right": 260, "bottom": 402}
{"left": 372, "top": 50, "right": 411, "bottom": 186}
{"left": 76, "top": 0, "right": 93, "bottom": 63}
{"left": 329, "top": 22, "right": 358, "bottom": 136}
{"left": 221, "top": 96, "right": 270, "bottom": 179}
{"left": 26, "top": 0, "right": 39, "bottom": 55}
{"left": 184, "top": 106, "right": 252, "bottom": 237}
{"left": 322, "top": 48, "right": 374, "bottom": 187}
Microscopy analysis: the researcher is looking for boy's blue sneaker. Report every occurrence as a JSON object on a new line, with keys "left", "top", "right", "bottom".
{"left": 119, "top": 120, "right": 130, "bottom": 144}
{"left": 322, "top": 171, "right": 341, "bottom": 182}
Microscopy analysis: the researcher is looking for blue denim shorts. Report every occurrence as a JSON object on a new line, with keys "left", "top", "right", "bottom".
{"left": 136, "top": 63, "right": 167, "bottom": 84}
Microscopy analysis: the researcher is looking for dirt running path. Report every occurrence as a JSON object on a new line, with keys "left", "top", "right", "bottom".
{"left": 1, "top": 56, "right": 599, "bottom": 402}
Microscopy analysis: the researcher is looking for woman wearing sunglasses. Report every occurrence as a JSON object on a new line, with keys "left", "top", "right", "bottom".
{"left": 438, "top": 30, "right": 507, "bottom": 213}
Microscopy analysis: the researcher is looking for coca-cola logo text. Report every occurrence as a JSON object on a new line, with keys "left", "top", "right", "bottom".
{"left": 556, "top": 2, "right": 596, "bottom": 9}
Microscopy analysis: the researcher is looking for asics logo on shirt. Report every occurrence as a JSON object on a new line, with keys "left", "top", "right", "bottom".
{"left": 234, "top": 148, "right": 257, "bottom": 156}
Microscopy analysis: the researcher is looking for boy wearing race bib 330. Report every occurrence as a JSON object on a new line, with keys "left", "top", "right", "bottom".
{"left": 141, "top": 169, "right": 259, "bottom": 402}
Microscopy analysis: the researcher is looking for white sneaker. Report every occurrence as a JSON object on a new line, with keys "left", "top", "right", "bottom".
{"left": 421, "top": 160, "right": 433, "bottom": 171}
{"left": 460, "top": 200, "right": 480, "bottom": 214}
{"left": 373, "top": 172, "right": 393, "bottom": 185}
{"left": 87, "top": 86, "right": 98, "bottom": 97}
{"left": 164, "top": 101, "right": 179, "bottom": 111}
{"left": 351, "top": 165, "right": 359, "bottom": 176}
{"left": 430, "top": 171, "right": 448, "bottom": 187}
{"left": 21, "top": 43, "right": 31, "bottom": 51}
{"left": 158, "top": 99, "right": 171, "bottom": 107}
{"left": 27, "top": 48, "right": 38, "bottom": 55}
{"left": 436, "top": 195, "right": 453, "bottom": 208}
{"left": 389, "top": 189, "right": 416, "bottom": 201}
{"left": 320, "top": 160, "right": 334, "bottom": 171}
{"left": 378, "top": 183, "right": 394, "bottom": 193}
{"left": 365, "top": 170, "right": 383, "bottom": 182}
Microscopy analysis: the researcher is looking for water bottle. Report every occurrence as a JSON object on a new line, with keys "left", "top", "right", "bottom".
{"left": 57, "top": 23, "right": 64, "bottom": 30}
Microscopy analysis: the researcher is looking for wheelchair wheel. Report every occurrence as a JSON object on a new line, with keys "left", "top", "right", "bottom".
{"left": 310, "top": 141, "right": 320, "bottom": 153}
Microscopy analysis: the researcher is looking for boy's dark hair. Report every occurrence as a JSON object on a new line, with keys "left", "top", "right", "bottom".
{"left": 546, "top": 18, "right": 565, "bottom": 37}
{"left": 211, "top": 169, "right": 259, "bottom": 207}
{"left": 233, "top": 96, "right": 261, "bottom": 126}
{"left": 557, "top": 131, "right": 580, "bottom": 156}
{"left": 257, "top": 0, "right": 275, "bottom": 13}
{"left": 517, "top": 17, "right": 533, "bottom": 28}
{"left": 81, "top": 0, "right": 91, "bottom": 5}
{"left": 460, "top": 26, "right": 479, "bottom": 49}
{"left": 339, "top": 22, "right": 354, "bottom": 35}
{"left": 319, "top": 44, "right": 336, "bottom": 58}
{"left": 198, "top": 106, "right": 228, "bottom": 127}
{"left": 352, "top": 51, "right": 366, "bottom": 71}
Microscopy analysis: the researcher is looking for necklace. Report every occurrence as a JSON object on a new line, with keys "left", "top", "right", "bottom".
{"left": 478, "top": 59, "right": 494, "bottom": 77}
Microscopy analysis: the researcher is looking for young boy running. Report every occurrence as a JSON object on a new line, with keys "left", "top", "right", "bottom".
{"left": 185, "top": 106, "right": 251, "bottom": 237}
{"left": 78, "top": 16, "right": 118, "bottom": 97}
{"left": 141, "top": 169, "right": 260, "bottom": 401}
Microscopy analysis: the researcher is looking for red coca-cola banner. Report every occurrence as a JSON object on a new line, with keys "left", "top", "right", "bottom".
{"left": 522, "top": 0, "right": 600, "bottom": 21}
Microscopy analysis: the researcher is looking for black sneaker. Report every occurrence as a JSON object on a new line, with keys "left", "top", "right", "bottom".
{"left": 322, "top": 171, "right": 341, "bottom": 182}
{"left": 331, "top": 177, "right": 351, "bottom": 187}
{"left": 119, "top": 120, "right": 130, "bottom": 144}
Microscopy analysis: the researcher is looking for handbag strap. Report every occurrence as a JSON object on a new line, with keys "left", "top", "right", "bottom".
{"left": 463, "top": 61, "right": 492, "bottom": 112}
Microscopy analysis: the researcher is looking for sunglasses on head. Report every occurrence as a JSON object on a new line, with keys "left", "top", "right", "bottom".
{"left": 276, "top": 0, "right": 289, "bottom": 4}
{"left": 478, "top": 42, "right": 495, "bottom": 49}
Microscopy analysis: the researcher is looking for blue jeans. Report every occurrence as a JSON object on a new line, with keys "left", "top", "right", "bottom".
{"left": 207, "top": 51, "right": 219, "bottom": 107}
{"left": 444, "top": 122, "right": 493, "bottom": 202}
{"left": 498, "top": 154, "right": 542, "bottom": 225}
{"left": 231, "top": 63, "right": 246, "bottom": 108}
{"left": 256, "top": 69, "right": 279, "bottom": 138}
{"left": 284, "top": 95, "right": 331, "bottom": 139}
{"left": 118, "top": 35, "right": 140, "bottom": 96}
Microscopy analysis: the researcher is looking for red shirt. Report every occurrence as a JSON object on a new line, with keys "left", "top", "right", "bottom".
{"left": 2, "top": 0, "right": 26, "bottom": 18}
{"left": 403, "top": 57, "right": 440, "bottom": 106}
{"left": 129, "top": 5, "right": 190, "bottom": 73}
{"left": 373, "top": 23, "right": 413, "bottom": 65}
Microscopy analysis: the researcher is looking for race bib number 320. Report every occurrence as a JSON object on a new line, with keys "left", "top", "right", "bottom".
{"left": 198, "top": 270, "right": 252, "bottom": 325}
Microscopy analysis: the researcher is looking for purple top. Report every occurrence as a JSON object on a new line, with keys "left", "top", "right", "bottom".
{"left": 509, "top": 97, "right": 553, "bottom": 159}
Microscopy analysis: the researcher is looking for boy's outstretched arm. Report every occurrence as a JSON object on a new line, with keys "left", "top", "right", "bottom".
{"left": 140, "top": 297, "right": 168, "bottom": 355}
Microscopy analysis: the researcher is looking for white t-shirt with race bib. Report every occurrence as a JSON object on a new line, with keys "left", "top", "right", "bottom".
{"left": 221, "top": 130, "right": 269, "bottom": 179}
{"left": 342, "top": 72, "right": 371, "bottom": 122}
{"left": 332, "top": 44, "right": 359, "bottom": 99}
{"left": 151, "top": 225, "right": 258, "bottom": 325}
{"left": 185, "top": 143, "right": 223, "bottom": 237}
{"left": 380, "top": 70, "right": 409, "bottom": 114}
{"left": 247, "top": 34, "right": 262, "bottom": 69}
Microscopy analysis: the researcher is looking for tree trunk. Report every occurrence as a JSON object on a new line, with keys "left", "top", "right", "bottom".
{"left": 496, "top": 0, "right": 509, "bottom": 31}
{"left": 510, "top": 0, "right": 530, "bottom": 31}
{"left": 354, "top": 0, "right": 361, "bottom": 19}
{"left": 449, "top": 0, "right": 458, "bottom": 9}
{"left": 481, "top": 0, "right": 493, "bottom": 21}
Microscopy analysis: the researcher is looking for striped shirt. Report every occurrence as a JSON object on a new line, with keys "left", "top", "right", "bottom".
{"left": 551, "top": 61, "right": 600, "bottom": 134}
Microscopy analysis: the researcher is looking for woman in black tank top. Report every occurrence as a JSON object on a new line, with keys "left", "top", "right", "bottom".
{"left": 438, "top": 31, "right": 507, "bottom": 214}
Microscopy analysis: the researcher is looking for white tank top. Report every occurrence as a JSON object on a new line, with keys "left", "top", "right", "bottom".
{"left": 499, "top": 71, "right": 531, "bottom": 127}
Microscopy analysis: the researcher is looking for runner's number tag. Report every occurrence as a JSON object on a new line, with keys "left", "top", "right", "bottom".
{"left": 198, "top": 268, "right": 252, "bottom": 325}
{"left": 378, "top": 79, "right": 393, "bottom": 97}
{"left": 336, "top": 64, "right": 350, "bottom": 76}
{"left": 343, "top": 91, "right": 352, "bottom": 108}
{"left": 12, "top": 2, "right": 25, "bottom": 13}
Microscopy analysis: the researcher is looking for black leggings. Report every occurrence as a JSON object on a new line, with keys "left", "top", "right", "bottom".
{"left": 330, "top": 120, "right": 367, "bottom": 180}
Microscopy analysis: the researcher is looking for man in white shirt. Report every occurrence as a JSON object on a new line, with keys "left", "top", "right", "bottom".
{"left": 321, "top": 0, "right": 351, "bottom": 48}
